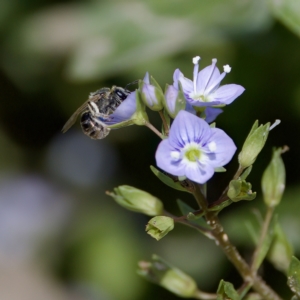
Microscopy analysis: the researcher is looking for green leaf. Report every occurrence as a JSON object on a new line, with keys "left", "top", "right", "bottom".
{"left": 150, "top": 166, "right": 189, "bottom": 192}
{"left": 240, "top": 165, "right": 253, "bottom": 180}
{"left": 288, "top": 256, "right": 300, "bottom": 297}
{"left": 176, "top": 199, "right": 209, "bottom": 229}
{"left": 208, "top": 199, "right": 233, "bottom": 213}
{"left": 269, "top": 0, "right": 300, "bottom": 38}
{"left": 268, "top": 222, "right": 293, "bottom": 273}
{"left": 252, "top": 215, "right": 277, "bottom": 272}
{"left": 217, "top": 280, "right": 240, "bottom": 300}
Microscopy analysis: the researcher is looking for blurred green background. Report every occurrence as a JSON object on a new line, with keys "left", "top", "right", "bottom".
{"left": 0, "top": 0, "right": 300, "bottom": 299}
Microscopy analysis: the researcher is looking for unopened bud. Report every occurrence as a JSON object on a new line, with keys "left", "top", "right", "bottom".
{"left": 107, "top": 185, "right": 163, "bottom": 216}
{"left": 146, "top": 216, "right": 174, "bottom": 241}
{"left": 238, "top": 120, "right": 270, "bottom": 168}
{"left": 137, "top": 255, "right": 198, "bottom": 298}
{"left": 164, "top": 84, "right": 186, "bottom": 118}
{"left": 139, "top": 73, "right": 164, "bottom": 111}
{"left": 261, "top": 147, "right": 286, "bottom": 207}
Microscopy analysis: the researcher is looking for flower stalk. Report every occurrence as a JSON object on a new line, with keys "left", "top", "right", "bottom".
{"left": 191, "top": 184, "right": 283, "bottom": 300}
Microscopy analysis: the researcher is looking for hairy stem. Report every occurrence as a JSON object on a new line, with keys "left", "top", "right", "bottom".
{"left": 192, "top": 184, "right": 282, "bottom": 300}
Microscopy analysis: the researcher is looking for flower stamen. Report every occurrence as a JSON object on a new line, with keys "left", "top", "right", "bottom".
{"left": 193, "top": 56, "right": 201, "bottom": 94}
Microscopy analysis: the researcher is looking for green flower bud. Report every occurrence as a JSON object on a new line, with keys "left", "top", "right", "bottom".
{"left": 261, "top": 147, "right": 286, "bottom": 207}
{"left": 227, "top": 179, "right": 256, "bottom": 202}
{"left": 163, "top": 83, "right": 186, "bottom": 118}
{"left": 238, "top": 120, "right": 270, "bottom": 168}
{"left": 146, "top": 216, "right": 174, "bottom": 241}
{"left": 107, "top": 185, "right": 163, "bottom": 216}
{"left": 137, "top": 255, "right": 198, "bottom": 298}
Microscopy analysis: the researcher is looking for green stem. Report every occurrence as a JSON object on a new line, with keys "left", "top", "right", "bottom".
{"left": 158, "top": 110, "right": 169, "bottom": 135}
{"left": 192, "top": 184, "right": 282, "bottom": 300}
{"left": 251, "top": 206, "right": 275, "bottom": 272}
{"left": 144, "top": 121, "right": 164, "bottom": 139}
{"left": 194, "top": 290, "right": 216, "bottom": 300}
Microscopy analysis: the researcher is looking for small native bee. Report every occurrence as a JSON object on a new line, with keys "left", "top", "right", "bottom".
{"left": 62, "top": 86, "right": 131, "bottom": 139}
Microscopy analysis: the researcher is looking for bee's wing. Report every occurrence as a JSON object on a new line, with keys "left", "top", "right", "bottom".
{"left": 61, "top": 95, "right": 100, "bottom": 133}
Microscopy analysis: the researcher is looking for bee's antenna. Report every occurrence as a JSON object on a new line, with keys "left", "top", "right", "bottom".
{"left": 125, "top": 80, "right": 139, "bottom": 90}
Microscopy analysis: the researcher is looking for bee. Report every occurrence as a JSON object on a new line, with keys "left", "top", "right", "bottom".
{"left": 62, "top": 86, "right": 131, "bottom": 139}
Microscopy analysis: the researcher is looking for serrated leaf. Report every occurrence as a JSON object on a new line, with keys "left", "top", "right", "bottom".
{"left": 150, "top": 165, "right": 188, "bottom": 192}
{"left": 288, "top": 256, "right": 300, "bottom": 297}
{"left": 217, "top": 280, "right": 240, "bottom": 300}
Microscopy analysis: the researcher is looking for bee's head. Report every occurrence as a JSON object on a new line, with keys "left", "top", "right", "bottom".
{"left": 113, "top": 86, "right": 131, "bottom": 100}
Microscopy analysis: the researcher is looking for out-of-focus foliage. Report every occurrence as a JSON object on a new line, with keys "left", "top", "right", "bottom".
{"left": 0, "top": 0, "right": 300, "bottom": 299}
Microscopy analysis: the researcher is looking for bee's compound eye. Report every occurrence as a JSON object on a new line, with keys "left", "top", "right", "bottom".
{"left": 115, "top": 89, "right": 129, "bottom": 100}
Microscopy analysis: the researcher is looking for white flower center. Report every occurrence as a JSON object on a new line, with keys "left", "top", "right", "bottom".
{"left": 182, "top": 142, "right": 206, "bottom": 164}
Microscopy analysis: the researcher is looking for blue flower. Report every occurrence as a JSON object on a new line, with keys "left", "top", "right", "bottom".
{"left": 174, "top": 56, "right": 245, "bottom": 107}
{"left": 155, "top": 110, "right": 236, "bottom": 184}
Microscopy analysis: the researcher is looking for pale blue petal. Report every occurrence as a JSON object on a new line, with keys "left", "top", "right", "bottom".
{"left": 185, "top": 99, "right": 222, "bottom": 107}
{"left": 143, "top": 72, "right": 150, "bottom": 84}
{"left": 205, "top": 107, "right": 223, "bottom": 123}
{"left": 196, "top": 63, "right": 220, "bottom": 94}
{"left": 168, "top": 111, "right": 210, "bottom": 148}
{"left": 210, "top": 84, "right": 245, "bottom": 105}
{"left": 185, "top": 102, "right": 196, "bottom": 115}
{"left": 205, "top": 128, "right": 236, "bottom": 167}
{"left": 165, "top": 85, "right": 178, "bottom": 115}
{"left": 178, "top": 76, "right": 193, "bottom": 94}
{"left": 143, "top": 83, "right": 158, "bottom": 107}
{"left": 185, "top": 163, "right": 214, "bottom": 184}
{"left": 105, "top": 92, "right": 136, "bottom": 124}
{"left": 173, "top": 69, "right": 183, "bottom": 89}
{"left": 155, "top": 140, "right": 186, "bottom": 176}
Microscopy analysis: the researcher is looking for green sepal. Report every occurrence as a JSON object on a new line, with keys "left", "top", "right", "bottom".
{"left": 288, "top": 256, "right": 300, "bottom": 297}
{"left": 240, "top": 165, "right": 253, "bottom": 180}
{"left": 146, "top": 216, "right": 174, "bottom": 241}
{"left": 252, "top": 215, "right": 277, "bottom": 272}
{"left": 268, "top": 222, "right": 293, "bottom": 273}
{"left": 238, "top": 120, "right": 271, "bottom": 168}
{"left": 209, "top": 122, "right": 216, "bottom": 128}
{"left": 217, "top": 280, "right": 239, "bottom": 300}
{"left": 214, "top": 166, "right": 226, "bottom": 172}
{"left": 132, "top": 90, "right": 149, "bottom": 125}
{"left": 150, "top": 75, "right": 163, "bottom": 93}
{"left": 150, "top": 165, "right": 190, "bottom": 193}
{"left": 227, "top": 179, "right": 256, "bottom": 202}
{"left": 107, "top": 119, "right": 135, "bottom": 129}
